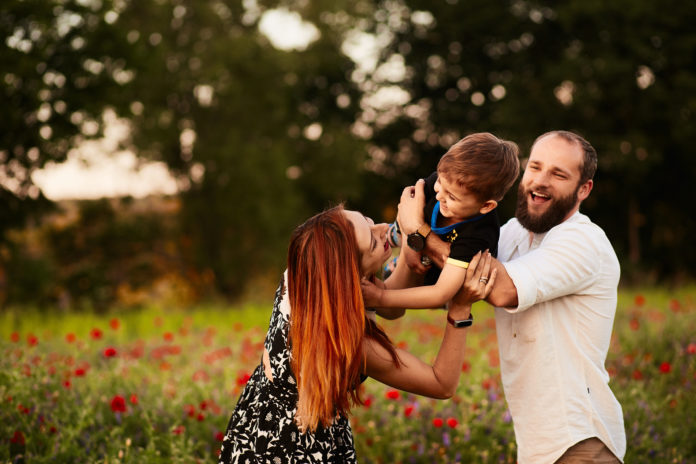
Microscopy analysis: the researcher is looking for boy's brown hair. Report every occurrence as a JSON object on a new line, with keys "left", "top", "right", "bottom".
{"left": 437, "top": 132, "right": 520, "bottom": 202}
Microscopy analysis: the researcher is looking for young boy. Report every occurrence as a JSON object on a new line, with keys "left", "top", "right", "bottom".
{"left": 362, "top": 132, "right": 519, "bottom": 310}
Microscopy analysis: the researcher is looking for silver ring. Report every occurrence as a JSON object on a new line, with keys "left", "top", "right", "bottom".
{"left": 479, "top": 277, "right": 488, "bottom": 284}
{"left": 421, "top": 255, "right": 432, "bottom": 266}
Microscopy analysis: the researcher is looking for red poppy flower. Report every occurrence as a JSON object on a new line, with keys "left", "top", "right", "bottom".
{"left": 10, "top": 430, "right": 25, "bottom": 445}
{"left": 669, "top": 299, "right": 681, "bottom": 313}
{"left": 632, "top": 369, "right": 643, "bottom": 380}
{"left": 184, "top": 404, "right": 196, "bottom": 417}
{"left": 129, "top": 394, "right": 138, "bottom": 405}
{"left": 110, "top": 395, "right": 127, "bottom": 413}
{"left": 109, "top": 318, "right": 120, "bottom": 330}
{"left": 75, "top": 368, "right": 86, "bottom": 377}
{"left": 385, "top": 389, "right": 400, "bottom": 400}
{"left": 197, "top": 412, "right": 205, "bottom": 422}
{"left": 199, "top": 400, "right": 208, "bottom": 410}
{"left": 629, "top": 319, "right": 640, "bottom": 331}
{"left": 163, "top": 332, "right": 174, "bottom": 342}
{"left": 63, "top": 380, "right": 71, "bottom": 389}
{"left": 404, "top": 405, "right": 414, "bottom": 417}
{"left": 236, "top": 373, "right": 251, "bottom": 386}
{"left": 66, "top": 333, "right": 76, "bottom": 343}
{"left": 103, "top": 347, "right": 117, "bottom": 357}
{"left": 634, "top": 295, "right": 645, "bottom": 306}
{"left": 90, "top": 328, "right": 103, "bottom": 340}
{"left": 215, "top": 431, "right": 225, "bottom": 441}
{"left": 461, "top": 361, "right": 471, "bottom": 373}
{"left": 659, "top": 362, "right": 671, "bottom": 374}
{"left": 446, "top": 417, "right": 458, "bottom": 428}
{"left": 10, "top": 332, "right": 20, "bottom": 343}
{"left": 27, "top": 334, "right": 38, "bottom": 346}
{"left": 363, "top": 397, "right": 372, "bottom": 408}
{"left": 172, "top": 425, "right": 185, "bottom": 435}
{"left": 687, "top": 343, "right": 696, "bottom": 355}
{"left": 432, "top": 417, "right": 443, "bottom": 428}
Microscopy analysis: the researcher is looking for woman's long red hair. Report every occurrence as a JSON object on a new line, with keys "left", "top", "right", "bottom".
{"left": 287, "top": 205, "right": 399, "bottom": 432}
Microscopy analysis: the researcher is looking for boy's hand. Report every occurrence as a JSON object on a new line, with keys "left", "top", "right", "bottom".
{"left": 398, "top": 179, "right": 427, "bottom": 235}
{"left": 361, "top": 277, "right": 385, "bottom": 308}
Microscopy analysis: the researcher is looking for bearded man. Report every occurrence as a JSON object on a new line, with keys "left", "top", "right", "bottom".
{"left": 396, "top": 131, "right": 626, "bottom": 463}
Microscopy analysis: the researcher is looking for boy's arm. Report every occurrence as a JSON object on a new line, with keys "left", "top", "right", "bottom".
{"left": 371, "top": 262, "right": 468, "bottom": 310}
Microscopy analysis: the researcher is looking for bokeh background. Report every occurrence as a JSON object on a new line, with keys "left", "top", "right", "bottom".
{"left": 2, "top": 0, "right": 695, "bottom": 311}
{"left": 2, "top": 2, "right": 696, "bottom": 463}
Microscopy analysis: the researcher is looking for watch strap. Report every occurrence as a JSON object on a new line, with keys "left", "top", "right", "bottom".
{"left": 446, "top": 312, "right": 473, "bottom": 328}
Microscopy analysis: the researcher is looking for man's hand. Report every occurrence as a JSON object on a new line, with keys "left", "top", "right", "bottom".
{"left": 398, "top": 179, "right": 426, "bottom": 235}
{"left": 360, "top": 277, "right": 385, "bottom": 308}
{"left": 401, "top": 239, "right": 430, "bottom": 274}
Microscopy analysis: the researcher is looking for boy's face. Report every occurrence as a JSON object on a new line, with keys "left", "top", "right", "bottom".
{"left": 434, "top": 174, "right": 488, "bottom": 220}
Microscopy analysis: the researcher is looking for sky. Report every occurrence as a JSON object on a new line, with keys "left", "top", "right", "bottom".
{"left": 32, "top": 8, "right": 336, "bottom": 201}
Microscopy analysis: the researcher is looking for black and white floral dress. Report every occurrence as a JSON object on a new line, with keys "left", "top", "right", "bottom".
{"left": 219, "top": 272, "right": 357, "bottom": 464}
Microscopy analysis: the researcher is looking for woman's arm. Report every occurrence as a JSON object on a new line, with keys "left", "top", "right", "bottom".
{"left": 364, "top": 252, "right": 497, "bottom": 398}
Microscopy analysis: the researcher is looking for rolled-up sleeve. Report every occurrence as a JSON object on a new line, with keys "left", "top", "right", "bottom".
{"left": 502, "top": 223, "right": 600, "bottom": 312}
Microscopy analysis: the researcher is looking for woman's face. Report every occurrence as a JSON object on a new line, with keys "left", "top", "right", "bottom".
{"left": 344, "top": 210, "right": 391, "bottom": 276}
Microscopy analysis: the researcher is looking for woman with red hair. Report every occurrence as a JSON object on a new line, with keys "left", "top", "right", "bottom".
{"left": 219, "top": 205, "right": 495, "bottom": 463}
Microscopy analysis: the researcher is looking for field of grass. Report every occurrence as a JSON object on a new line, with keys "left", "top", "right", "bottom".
{"left": 2, "top": 286, "right": 695, "bottom": 463}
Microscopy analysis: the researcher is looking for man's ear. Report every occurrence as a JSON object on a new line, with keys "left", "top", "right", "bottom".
{"left": 577, "top": 180, "right": 593, "bottom": 202}
{"left": 479, "top": 200, "right": 498, "bottom": 215}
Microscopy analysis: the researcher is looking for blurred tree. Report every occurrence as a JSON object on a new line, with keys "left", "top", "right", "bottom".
{"left": 357, "top": 0, "right": 696, "bottom": 282}
{"left": 1, "top": 0, "right": 373, "bottom": 300}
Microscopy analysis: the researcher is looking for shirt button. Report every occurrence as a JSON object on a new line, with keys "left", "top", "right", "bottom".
{"left": 513, "top": 333, "right": 517, "bottom": 338}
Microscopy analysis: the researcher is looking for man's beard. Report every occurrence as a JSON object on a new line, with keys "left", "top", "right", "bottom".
{"left": 515, "top": 183, "right": 579, "bottom": 233}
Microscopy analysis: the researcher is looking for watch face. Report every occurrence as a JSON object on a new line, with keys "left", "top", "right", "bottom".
{"left": 407, "top": 233, "right": 425, "bottom": 251}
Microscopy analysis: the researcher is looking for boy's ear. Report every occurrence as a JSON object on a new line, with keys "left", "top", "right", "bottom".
{"left": 479, "top": 200, "right": 497, "bottom": 215}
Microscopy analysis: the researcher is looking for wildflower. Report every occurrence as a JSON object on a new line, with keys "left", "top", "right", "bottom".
{"left": 197, "top": 412, "right": 205, "bottom": 422}
{"left": 163, "top": 332, "right": 174, "bottom": 342}
{"left": 10, "top": 332, "right": 20, "bottom": 343}
{"left": 129, "top": 394, "right": 138, "bottom": 405}
{"left": 215, "top": 431, "right": 225, "bottom": 441}
{"left": 432, "top": 417, "right": 444, "bottom": 428}
{"left": 669, "top": 299, "right": 681, "bottom": 313}
{"left": 363, "top": 397, "right": 372, "bottom": 408}
{"left": 446, "top": 417, "right": 458, "bottom": 428}
{"left": 27, "top": 333, "right": 38, "bottom": 346}
{"left": 184, "top": 404, "right": 196, "bottom": 417}
{"left": 66, "top": 333, "right": 76, "bottom": 343}
{"left": 200, "top": 400, "right": 208, "bottom": 410}
{"left": 63, "top": 380, "right": 71, "bottom": 389}
{"left": 75, "top": 368, "right": 86, "bottom": 377}
{"left": 103, "top": 347, "right": 117, "bottom": 358}
{"left": 659, "top": 362, "right": 671, "bottom": 374}
{"left": 236, "top": 373, "right": 251, "bottom": 386}
{"left": 629, "top": 319, "right": 640, "bottom": 331}
{"left": 634, "top": 294, "right": 645, "bottom": 306}
{"left": 172, "top": 425, "right": 185, "bottom": 435}
{"left": 90, "top": 328, "right": 103, "bottom": 340}
{"left": 461, "top": 361, "right": 471, "bottom": 373}
{"left": 687, "top": 343, "right": 696, "bottom": 355}
{"left": 10, "top": 430, "right": 25, "bottom": 445}
{"left": 110, "top": 395, "right": 127, "bottom": 413}
{"left": 385, "top": 389, "right": 400, "bottom": 400}
{"left": 632, "top": 369, "right": 643, "bottom": 380}
{"left": 404, "top": 405, "right": 415, "bottom": 417}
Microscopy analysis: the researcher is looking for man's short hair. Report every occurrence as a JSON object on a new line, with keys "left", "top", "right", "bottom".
{"left": 437, "top": 132, "right": 520, "bottom": 202}
{"left": 533, "top": 130, "right": 597, "bottom": 185}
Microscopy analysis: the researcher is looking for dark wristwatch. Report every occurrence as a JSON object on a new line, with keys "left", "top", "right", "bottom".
{"left": 447, "top": 312, "right": 474, "bottom": 328}
{"left": 406, "top": 224, "right": 431, "bottom": 252}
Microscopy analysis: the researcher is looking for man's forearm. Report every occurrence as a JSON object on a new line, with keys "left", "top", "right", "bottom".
{"left": 485, "top": 258, "right": 518, "bottom": 308}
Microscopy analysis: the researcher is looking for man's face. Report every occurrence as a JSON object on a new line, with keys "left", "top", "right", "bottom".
{"left": 515, "top": 135, "right": 591, "bottom": 233}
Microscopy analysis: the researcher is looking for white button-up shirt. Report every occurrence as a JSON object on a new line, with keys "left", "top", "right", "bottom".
{"left": 496, "top": 211, "right": 626, "bottom": 463}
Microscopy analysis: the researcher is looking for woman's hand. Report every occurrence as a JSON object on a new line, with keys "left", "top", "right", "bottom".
{"left": 449, "top": 251, "right": 497, "bottom": 311}
{"left": 361, "top": 277, "right": 385, "bottom": 308}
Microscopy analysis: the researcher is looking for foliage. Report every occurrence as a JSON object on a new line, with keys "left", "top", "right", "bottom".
{"left": 1, "top": 287, "right": 695, "bottom": 462}
{"left": 356, "top": 0, "right": 696, "bottom": 281}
